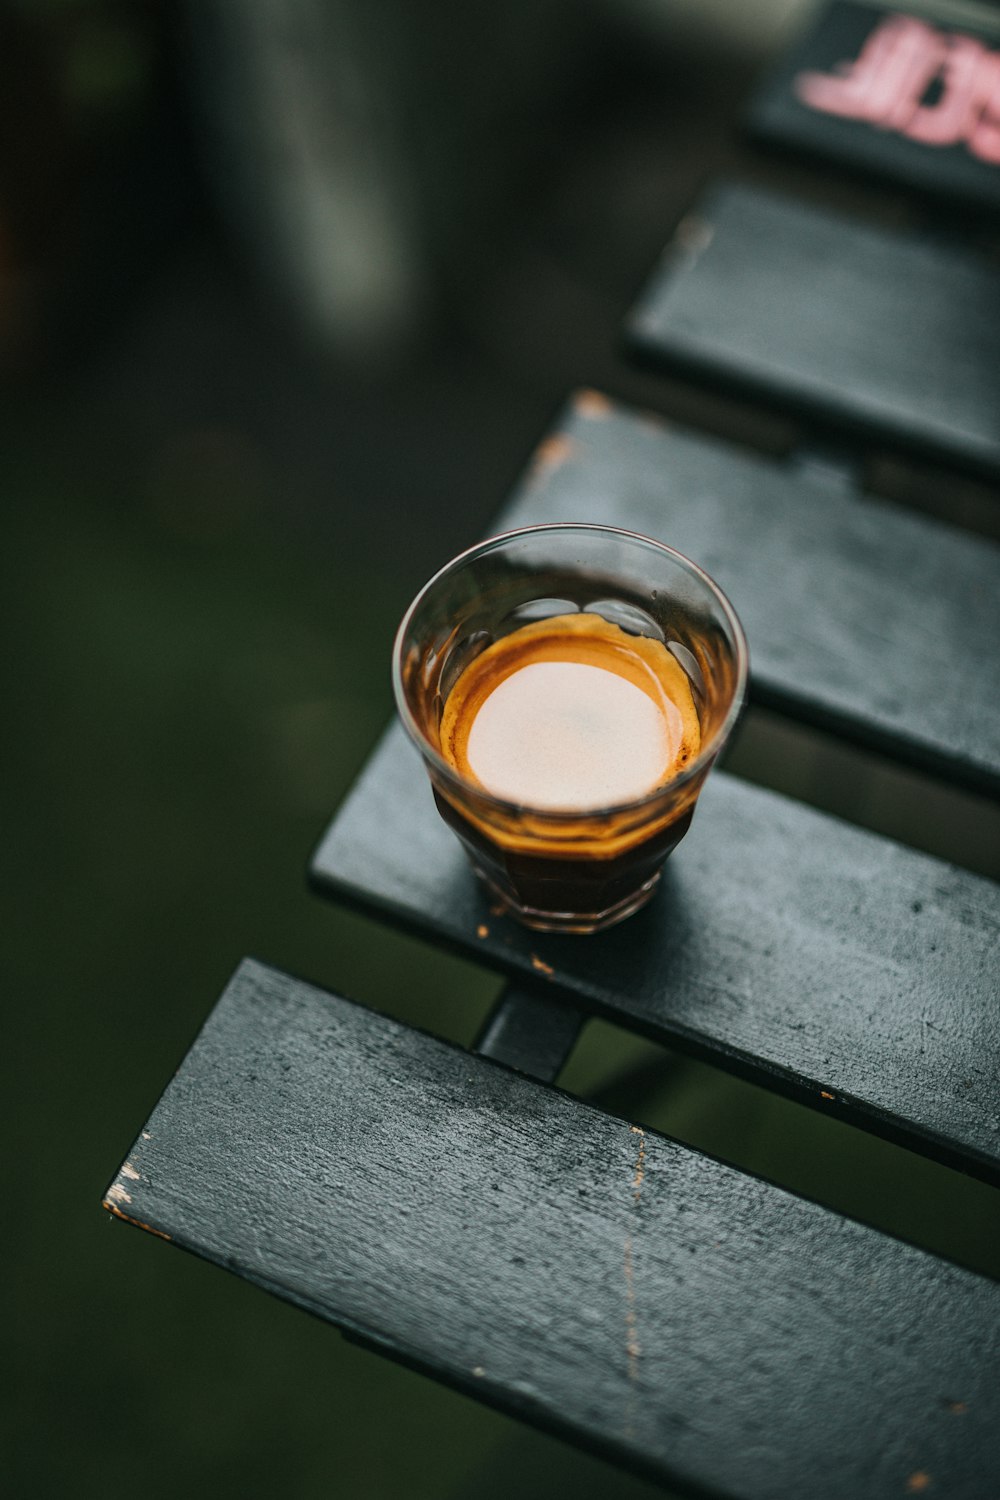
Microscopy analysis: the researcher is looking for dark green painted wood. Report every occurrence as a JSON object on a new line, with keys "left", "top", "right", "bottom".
{"left": 747, "top": 2, "right": 1000, "bottom": 217}
{"left": 104, "top": 959, "right": 1000, "bottom": 1500}
{"left": 310, "top": 725, "right": 1000, "bottom": 1185}
{"left": 474, "top": 985, "right": 585, "bottom": 1082}
{"left": 498, "top": 393, "right": 1000, "bottom": 797}
{"left": 626, "top": 181, "right": 1000, "bottom": 480}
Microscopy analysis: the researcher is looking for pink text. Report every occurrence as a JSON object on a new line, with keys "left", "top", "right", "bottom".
{"left": 795, "top": 12, "right": 1000, "bottom": 165}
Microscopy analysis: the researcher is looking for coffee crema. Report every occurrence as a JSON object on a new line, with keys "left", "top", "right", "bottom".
{"left": 439, "top": 612, "right": 701, "bottom": 811}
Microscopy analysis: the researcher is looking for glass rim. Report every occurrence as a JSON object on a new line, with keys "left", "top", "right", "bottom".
{"left": 391, "top": 522, "right": 750, "bottom": 821}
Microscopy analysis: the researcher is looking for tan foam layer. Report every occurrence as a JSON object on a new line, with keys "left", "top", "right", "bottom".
{"left": 439, "top": 613, "right": 701, "bottom": 811}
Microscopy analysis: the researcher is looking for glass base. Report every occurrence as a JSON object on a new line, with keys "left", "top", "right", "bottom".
{"left": 474, "top": 867, "right": 662, "bottom": 935}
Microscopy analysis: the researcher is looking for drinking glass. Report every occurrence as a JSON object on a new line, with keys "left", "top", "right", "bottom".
{"left": 393, "top": 524, "right": 748, "bottom": 933}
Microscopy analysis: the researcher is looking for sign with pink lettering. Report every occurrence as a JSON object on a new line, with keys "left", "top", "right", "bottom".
{"left": 748, "top": 1, "right": 1000, "bottom": 213}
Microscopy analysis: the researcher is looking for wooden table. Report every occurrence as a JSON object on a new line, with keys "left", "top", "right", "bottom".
{"left": 104, "top": 8, "right": 1000, "bottom": 1495}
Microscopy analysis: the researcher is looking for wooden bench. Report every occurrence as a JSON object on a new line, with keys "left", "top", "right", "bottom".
{"left": 497, "top": 393, "right": 1000, "bottom": 796}
{"left": 105, "top": 958, "right": 1000, "bottom": 1499}
{"left": 305, "top": 393, "right": 1000, "bottom": 1187}
{"left": 104, "top": 15, "right": 1000, "bottom": 1497}
{"left": 625, "top": 179, "right": 1000, "bottom": 482}
{"left": 105, "top": 383, "right": 1000, "bottom": 1492}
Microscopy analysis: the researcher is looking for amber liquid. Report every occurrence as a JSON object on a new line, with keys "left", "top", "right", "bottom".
{"left": 435, "top": 613, "right": 702, "bottom": 924}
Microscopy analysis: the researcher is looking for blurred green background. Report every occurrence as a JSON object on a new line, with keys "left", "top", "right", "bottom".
{"left": 2, "top": 3, "right": 997, "bottom": 1496}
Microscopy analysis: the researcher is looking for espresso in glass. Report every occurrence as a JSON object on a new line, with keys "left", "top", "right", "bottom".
{"left": 394, "top": 526, "right": 747, "bottom": 933}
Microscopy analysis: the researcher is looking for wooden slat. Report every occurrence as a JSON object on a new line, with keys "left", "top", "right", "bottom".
{"left": 625, "top": 181, "right": 1000, "bottom": 480}
{"left": 499, "top": 393, "right": 1000, "bottom": 797}
{"left": 746, "top": 1, "right": 1000, "bottom": 217}
{"left": 310, "top": 725, "right": 1000, "bottom": 1185}
{"left": 104, "top": 960, "right": 1000, "bottom": 1500}
{"left": 474, "top": 985, "right": 585, "bottom": 1082}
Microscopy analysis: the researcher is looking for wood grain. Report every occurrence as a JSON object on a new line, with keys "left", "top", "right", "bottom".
{"left": 310, "top": 725, "right": 1000, "bottom": 1184}
{"left": 626, "top": 181, "right": 1000, "bottom": 480}
{"left": 105, "top": 959, "right": 1000, "bottom": 1500}
{"left": 499, "top": 393, "right": 1000, "bottom": 797}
